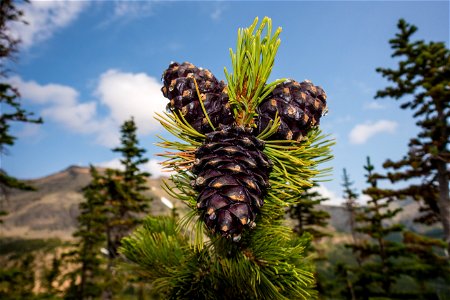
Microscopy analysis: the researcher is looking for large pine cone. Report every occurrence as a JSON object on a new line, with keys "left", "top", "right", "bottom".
{"left": 256, "top": 80, "right": 327, "bottom": 141}
{"left": 191, "top": 125, "right": 272, "bottom": 241}
{"left": 161, "top": 62, "right": 234, "bottom": 133}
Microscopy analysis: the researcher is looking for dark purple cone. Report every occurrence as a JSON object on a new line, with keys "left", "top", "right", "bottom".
{"left": 256, "top": 79, "right": 327, "bottom": 141}
{"left": 161, "top": 62, "right": 234, "bottom": 133}
{"left": 191, "top": 125, "right": 272, "bottom": 240}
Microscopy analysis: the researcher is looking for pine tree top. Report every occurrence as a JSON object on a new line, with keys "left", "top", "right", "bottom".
{"left": 224, "top": 17, "right": 284, "bottom": 127}
{"left": 121, "top": 16, "right": 333, "bottom": 299}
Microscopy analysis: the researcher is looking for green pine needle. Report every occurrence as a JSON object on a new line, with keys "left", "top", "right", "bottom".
{"left": 224, "top": 17, "right": 285, "bottom": 126}
{"left": 122, "top": 16, "right": 335, "bottom": 299}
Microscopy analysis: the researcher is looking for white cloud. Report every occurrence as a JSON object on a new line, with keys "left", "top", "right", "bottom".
{"left": 210, "top": 2, "right": 227, "bottom": 20}
{"left": 113, "top": 1, "right": 155, "bottom": 18}
{"left": 9, "top": 76, "right": 78, "bottom": 105}
{"left": 10, "top": 69, "right": 166, "bottom": 146}
{"left": 349, "top": 120, "right": 398, "bottom": 145}
{"left": 96, "top": 1, "right": 158, "bottom": 28}
{"left": 9, "top": 75, "right": 110, "bottom": 138}
{"left": 97, "top": 158, "right": 172, "bottom": 178}
{"left": 313, "top": 185, "right": 371, "bottom": 206}
{"left": 364, "top": 101, "right": 385, "bottom": 110}
{"left": 97, "top": 158, "right": 123, "bottom": 170}
{"left": 10, "top": 0, "right": 88, "bottom": 49}
{"left": 95, "top": 69, "right": 167, "bottom": 135}
{"left": 313, "top": 184, "right": 345, "bottom": 206}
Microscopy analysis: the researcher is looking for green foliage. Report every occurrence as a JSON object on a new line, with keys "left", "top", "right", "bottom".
{"left": 0, "top": 237, "right": 63, "bottom": 256}
{"left": 288, "top": 183, "right": 331, "bottom": 240}
{"left": 65, "top": 118, "right": 153, "bottom": 299}
{"left": 0, "top": 253, "right": 36, "bottom": 299}
{"left": 341, "top": 168, "right": 359, "bottom": 243}
{"left": 64, "top": 165, "right": 108, "bottom": 299}
{"left": 327, "top": 158, "right": 450, "bottom": 299}
{"left": 42, "top": 255, "right": 61, "bottom": 295}
{"left": 105, "top": 117, "right": 153, "bottom": 258}
{"left": 345, "top": 157, "right": 408, "bottom": 299}
{"left": 0, "top": 238, "right": 65, "bottom": 299}
{"left": 0, "top": 0, "right": 42, "bottom": 221}
{"left": 375, "top": 19, "right": 450, "bottom": 252}
{"left": 224, "top": 17, "right": 285, "bottom": 126}
{"left": 121, "top": 216, "right": 316, "bottom": 300}
{"left": 401, "top": 231, "right": 450, "bottom": 297}
{"left": 123, "top": 17, "right": 333, "bottom": 299}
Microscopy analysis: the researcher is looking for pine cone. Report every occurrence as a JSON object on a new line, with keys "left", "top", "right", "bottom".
{"left": 161, "top": 62, "right": 234, "bottom": 133}
{"left": 191, "top": 125, "right": 272, "bottom": 241}
{"left": 257, "top": 80, "right": 327, "bottom": 141}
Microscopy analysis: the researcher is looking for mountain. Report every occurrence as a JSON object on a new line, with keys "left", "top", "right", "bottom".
{"left": 0, "top": 166, "right": 440, "bottom": 241}
{"left": 0, "top": 166, "right": 177, "bottom": 240}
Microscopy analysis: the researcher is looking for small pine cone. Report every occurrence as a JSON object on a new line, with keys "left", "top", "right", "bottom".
{"left": 191, "top": 125, "right": 272, "bottom": 241}
{"left": 161, "top": 62, "right": 233, "bottom": 133}
{"left": 256, "top": 80, "right": 327, "bottom": 141}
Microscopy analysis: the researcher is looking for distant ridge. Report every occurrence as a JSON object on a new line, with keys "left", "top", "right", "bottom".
{"left": 0, "top": 166, "right": 440, "bottom": 240}
{"left": 0, "top": 166, "right": 174, "bottom": 240}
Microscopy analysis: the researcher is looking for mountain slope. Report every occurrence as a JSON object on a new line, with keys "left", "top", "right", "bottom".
{"left": 0, "top": 166, "right": 440, "bottom": 240}
{"left": 0, "top": 166, "right": 175, "bottom": 240}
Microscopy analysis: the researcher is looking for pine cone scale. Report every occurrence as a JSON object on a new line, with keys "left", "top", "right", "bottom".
{"left": 161, "top": 62, "right": 233, "bottom": 134}
{"left": 257, "top": 79, "right": 327, "bottom": 141}
{"left": 192, "top": 125, "right": 272, "bottom": 239}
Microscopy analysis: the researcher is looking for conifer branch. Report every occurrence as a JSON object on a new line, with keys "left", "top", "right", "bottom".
{"left": 224, "top": 17, "right": 285, "bottom": 126}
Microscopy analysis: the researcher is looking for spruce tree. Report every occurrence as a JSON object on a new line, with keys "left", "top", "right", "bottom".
{"left": 328, "top": 168, "right": 361, "bottom": 300}
{"left": 64, "top": 166, "right": 107, "bottom": 300}
{"left": 103, "top": 118, "right": 152, "bottom": 260}
{"left": 99, "top": 118, "right": 152, "bottom": 299}
{"left": 402, "top": 231, "right": 450, "bottom": 298}
{"left": 342, "top": 168, "right": 359, "bottom": 244}
{"left": 42, "top": 254, "right": 62, "bottom": 297}
{"left": 0, "top": 0, "right": 42, "bottom": 221}
{"left": 348, "top": 157, "right": 407, "bottom": 299}
{"left": 120, "top": 17, "right": 333, "bottom": 299}
{"left": 287, "top": 184, "right": 331, "bottom": 299}
{"left": 288, "top": 184, "right": 330, "bottom": 240}
{"left": 0, "top": 253, "right": 36, "bottom": 299}
{"left": 375, "top": 19, "right": 450, "bottom": 253}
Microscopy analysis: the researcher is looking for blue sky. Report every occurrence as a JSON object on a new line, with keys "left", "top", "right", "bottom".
{"left": 3, "top": 1, "right": 449, "bottom": 205}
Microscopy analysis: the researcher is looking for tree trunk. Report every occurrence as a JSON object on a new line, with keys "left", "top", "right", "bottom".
{"left": 436, "top": 160, "right": 450, "bottom": 257}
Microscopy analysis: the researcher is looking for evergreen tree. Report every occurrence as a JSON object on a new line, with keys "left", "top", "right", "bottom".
{"left": 0, "top": 253, "right": 36, "bottom": 299}
{"left": 348, "top": 157, "right": 407, "bottom": 299}
{"left": 402, "top": 231, "right": 450, "bottom": 298}
{"left": 105, "top": 117, "right": 152, "bottom": 259}
{"left": 101, "top": 118, "right": 153, "bottom": 299}
{"left": 0, "top": 0, "right": 42, "bottom": 221}
{"left": 288, "top": 184, "right": 330, "bottom": 240}
{"left": 342, "top": 168, "right": 359, "bottom": 244}
{"left": 287, "top": 185, "right": 331, "bottom": 299}
{"left": 120, "top": 17, "right": 333, "bottom": 299}
{"left": 64, "top": 166, "right": 107, "bottom": 300}
{"left": 375, "top": 19, "right": 450, "bottom": 253}
{"left": 65, "top": 120, "right": 152, "bottom": 299}
{"left": 41, "top": 254, "right": 62, "bottom": 296}
{"left": 328, "top": 168, "right": 361, "bottom": 300}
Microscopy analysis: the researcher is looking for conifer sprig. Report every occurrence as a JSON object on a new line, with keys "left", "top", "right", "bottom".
{"left": 264, "top": 129, "right": 334, "bottom": 197}
{"left": 120, "top": 216, "right": 317, "bottom": 299}
{"left": 224, "top": 17, "right": 285, "bottom": 126}
{"left": 155, "top": 112, "right": 204, "bottom": 173}
{"left": 122, "top": 16, "right": 334, "bottom": 299}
